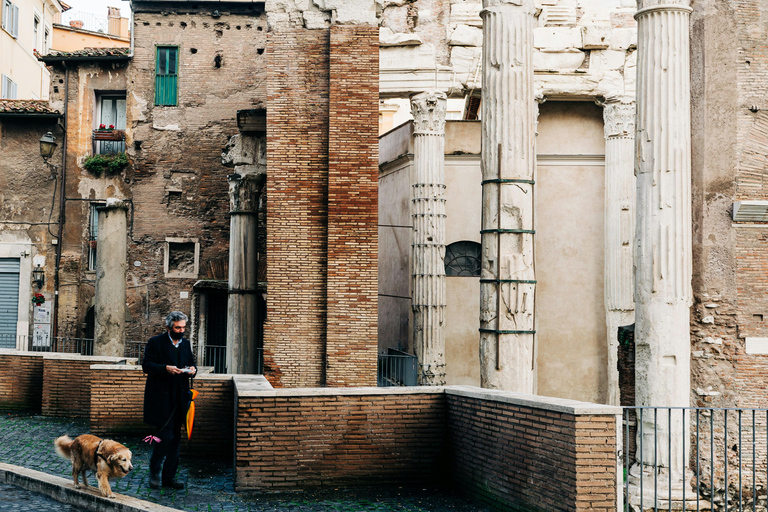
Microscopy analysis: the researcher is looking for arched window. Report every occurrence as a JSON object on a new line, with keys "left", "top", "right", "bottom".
{"left": 444, "top": 241, "right": 481, "bottom": 277}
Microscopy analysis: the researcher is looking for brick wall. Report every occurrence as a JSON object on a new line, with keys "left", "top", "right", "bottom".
{"left": 325, "top": 26, "right": 379, "bottom": 387}
{"left": 89, "top": 366, "right": 234, "bottom": 459}
{"left": 0, "top": 351, "right": 44, "bottom": 411}
{"left": 264, "top": 28, "right": 330, "bottom": 387}
{"left": 42, "top": 354, "right": 133, "bottom": 418}
{"left": 264, "top": 24, "right": 380, "bottom": 388}
{"left": 233, "top": 384, "right": 620, "bottom": 510}
{"left": 445, "top": 389, "right": 618, "bottom": 512}
{"left": 234, "top": 388, "right": 446, "bottom": 490}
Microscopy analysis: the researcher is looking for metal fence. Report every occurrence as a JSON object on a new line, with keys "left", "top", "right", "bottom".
{"left": 377, "top": 349, "right": 417, "bottom": 387}
{"left": 4, "top": 335, "right": 265, "bottom": 375}
{"left": 623, "top": 406, "right": 768, "bottom": 512}
{"left": 204, "top": 345, "right": 226, "bottom": 374}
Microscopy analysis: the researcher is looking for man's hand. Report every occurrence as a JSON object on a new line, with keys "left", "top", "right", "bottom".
{"left": 188, "top": 366, "right": 197, "bottom": 376}
{"left": 166, "top": 365, "right": 183, "bottom": 375}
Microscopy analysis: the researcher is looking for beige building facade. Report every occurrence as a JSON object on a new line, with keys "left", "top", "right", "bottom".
{"left": 0, "top": 0, "right": 61, "bottom": 100}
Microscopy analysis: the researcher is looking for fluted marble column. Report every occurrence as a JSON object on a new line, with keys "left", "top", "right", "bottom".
{"left": 632, "top": 0, "right": 692, "bottom": 488}
{"left": 411, "top": 91, "right": 447, "bottom": 386}
{"left": 479, "top": 0, "right": 537, "bottom": 392}
{"left": 226, "top": 173, "right": 261, "bottom": 374}
{"left": 602, "top": 100, "right": 636, "bottom": 406}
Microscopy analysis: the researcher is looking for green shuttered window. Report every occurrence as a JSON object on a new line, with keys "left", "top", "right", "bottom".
{"left": 155, "top": 46, "right": 178, "bottom": 106}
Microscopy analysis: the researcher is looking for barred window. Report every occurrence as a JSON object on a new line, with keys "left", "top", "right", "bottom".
{"left": 444, "top": 241, "right": 481, "bottom": 277}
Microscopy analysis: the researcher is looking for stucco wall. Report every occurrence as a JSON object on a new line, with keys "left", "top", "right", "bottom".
{"left": 536, "top": 101, "right": 606, "bottom": 403}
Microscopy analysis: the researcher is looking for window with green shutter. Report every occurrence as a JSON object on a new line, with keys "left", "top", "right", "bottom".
{"left": 155, "top": 46, "right": 178, "bottom": 106}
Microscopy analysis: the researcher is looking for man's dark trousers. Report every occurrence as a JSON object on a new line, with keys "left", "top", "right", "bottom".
{"left": 150, "top": 409, "right": 183, "bottom": 483}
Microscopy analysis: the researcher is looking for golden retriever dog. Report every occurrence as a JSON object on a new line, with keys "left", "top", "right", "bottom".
{"left": 54, "top": 434, "right": 133, "bottom": 498}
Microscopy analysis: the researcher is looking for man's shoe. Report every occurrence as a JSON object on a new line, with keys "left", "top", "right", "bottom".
{"left": 149, "top": 473, "right": 161, "bottom": 490}
{"left": 162, "top": 480, "right": 184, "bottom": 490}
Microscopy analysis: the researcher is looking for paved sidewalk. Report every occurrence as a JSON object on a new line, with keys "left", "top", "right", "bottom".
{"left": 0, "top": 481, "right": 81, "bottom": 512}
{"left": 0, "top": 411, "right": 491, "bottom": 512}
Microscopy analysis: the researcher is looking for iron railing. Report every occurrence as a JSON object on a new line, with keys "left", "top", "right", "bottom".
{"left": 28, "top": 336, "right": 94, "bottom": 355}
{"left": 623, "top": 406, "right": 768, "bottom": 512}
{"left": 204, "top": 345, "right": 226, "bottom": 374}
{"left": 124, "top": 340, "right": 146, "bottom": 362}
{"left": 377, "top": 349, "right": 417, "bottom": 387}
{"left": 4, "top": 334, "right": 264, "bottom": 375}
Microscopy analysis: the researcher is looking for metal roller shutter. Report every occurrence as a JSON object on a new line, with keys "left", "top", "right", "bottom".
{"left": 0, "top": 258, "right": 20, "bottom": 347}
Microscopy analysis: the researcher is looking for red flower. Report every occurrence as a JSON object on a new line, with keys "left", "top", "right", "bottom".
{"left": 99, "top": 124, "right": 106, "bottom": 130}
{"left": 109, "top": 124, "right": 115, "bottom": 129}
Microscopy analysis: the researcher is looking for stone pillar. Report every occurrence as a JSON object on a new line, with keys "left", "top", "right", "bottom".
{"left": 631, "top": 0, "right": 692, "bottom": 493}
{"left": 601, "top": 100, "right": 636, "bottom": 406}
{"left": 410, "top": 91, "right": 447, "bottom": 386}
{"left": 93, "top": 200, "right": 128, "bottom": 357}
{"left": 479, "top": 0, "right": 537, "bottom": 392}
{"left": 226, "top": 173, "right": 261, "bottom": 374}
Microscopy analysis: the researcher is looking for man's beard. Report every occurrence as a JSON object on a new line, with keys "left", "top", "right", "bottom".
{"left": 169, "top": 330, "right": 183, "bottom": 340}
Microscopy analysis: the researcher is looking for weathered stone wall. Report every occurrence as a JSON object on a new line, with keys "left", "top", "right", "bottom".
{"left": 690, "top": 0, "right": 764, "bottom": 409}
{"left": 45, "top": 62, "right": 130, "bottom": 338}
{"left": 0, "top": 114, "right": 61, "bottom": 339}
{"left": 125, "top": 3, "right": 267, "bottom": 341}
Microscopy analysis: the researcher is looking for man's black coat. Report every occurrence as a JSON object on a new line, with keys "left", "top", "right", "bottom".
{"left": 142, "top": 332, "right": 195, "bottom": 428}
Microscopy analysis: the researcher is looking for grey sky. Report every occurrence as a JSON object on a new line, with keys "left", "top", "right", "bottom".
{"left": 63, "top": 0, "right": 131, "bottom": 19}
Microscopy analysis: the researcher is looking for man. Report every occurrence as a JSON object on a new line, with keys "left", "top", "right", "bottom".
{"left": 142, "top": 311, "right": 196, "bottom": 490}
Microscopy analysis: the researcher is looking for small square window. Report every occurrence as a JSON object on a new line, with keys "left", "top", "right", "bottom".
{"left": 164, "top": 238, "right": 199, "bottom": 278}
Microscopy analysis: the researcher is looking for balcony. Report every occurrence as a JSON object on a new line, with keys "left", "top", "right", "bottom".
{"left": 92, "top": 128, "right": 125, "bottom": 155}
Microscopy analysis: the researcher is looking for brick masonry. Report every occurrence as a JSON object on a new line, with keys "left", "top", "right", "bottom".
{"left": 264, "top": 28, "right": 330, "bottom": 388}
{"left": 234, "top": 385, "right": 620, "bottom": 511}
{"left": 89, "top": 367, "right": 234, "bottom": 459}
{"left": 0, "top": 357, "right": 620, "bottom": 510}
{"left": 234, "top": 391, "right": 447, "bottom": 490}
{"left": 264, "top": 24, "right": 379, "bottom": 388}
{"left": 0, "top": 352, "right": 44, "bottom": 411}
{"left": 326, "top": 25, "right": 379, "bottom": 387}
{"left": 41, "top": 355, "right": 134, "bottom": 418}
{"left": 446, "top": 394, "right": 618, "bottom": 512}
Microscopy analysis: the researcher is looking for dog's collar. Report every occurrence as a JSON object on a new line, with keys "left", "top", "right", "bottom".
{"left": 94, "top": 440, "right": 109, "bottom": 467}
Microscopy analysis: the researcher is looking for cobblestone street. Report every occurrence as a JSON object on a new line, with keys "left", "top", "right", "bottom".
{"left": 0, "top": 411, "right": 491, "bottom": 512}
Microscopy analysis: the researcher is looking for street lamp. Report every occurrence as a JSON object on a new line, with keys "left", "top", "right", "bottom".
{"left": 39, "top": 132, "right": 57, "bottom": 163}
{"left": 32, "top": 265, "right": 45, "bottom": 289}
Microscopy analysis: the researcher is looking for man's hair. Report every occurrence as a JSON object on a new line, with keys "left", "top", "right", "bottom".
{"left": 165, "top": 311, "right": 188, "bottom": 328}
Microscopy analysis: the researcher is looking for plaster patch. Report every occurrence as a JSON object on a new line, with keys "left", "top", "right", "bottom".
{"left": 745, "top": 337, "right": 768, "bottom": 355}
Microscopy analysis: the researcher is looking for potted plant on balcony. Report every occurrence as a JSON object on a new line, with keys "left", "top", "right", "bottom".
{"left": 82, "top": 152, "right": 129, "bottom": 176}
{"left": 93, "top": 124, "right": 126, "bottom": 141}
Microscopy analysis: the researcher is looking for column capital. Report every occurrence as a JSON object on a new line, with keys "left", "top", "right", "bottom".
{"left": 410, "top": 91, "right": 447, "bottom": 136}
{"left": 482, "top": 0, "right": 537, "bottom": 14}
{"left": 600, "top": 101, "right": 636, "bottom": 139}
{"left": 636, "top": 0, "right": 692, "bottom": 17}
{"left": 228, "top": 173, "right": 264, "bottom": 213}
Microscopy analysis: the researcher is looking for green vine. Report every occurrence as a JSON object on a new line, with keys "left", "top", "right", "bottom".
{"left": 83, "top": 152, "right": 128, "bottom": 176}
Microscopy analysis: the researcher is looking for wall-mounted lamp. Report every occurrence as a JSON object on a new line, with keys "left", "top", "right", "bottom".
{"left": 39, "top": 132, "right": 57, "bottom": 163}
{"left": 32, "top": 265, "right": 45, "bottom": 289}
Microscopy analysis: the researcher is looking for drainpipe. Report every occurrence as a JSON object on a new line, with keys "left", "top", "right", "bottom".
{"left": 52, "top": 67, "right": 68, "bottom": 339}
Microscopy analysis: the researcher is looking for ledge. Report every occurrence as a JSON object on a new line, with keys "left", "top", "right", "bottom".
{"left": 0, "top": 462, "right": 180, "bottom": 512}
{"left": 445, "top": 386, "right": 622, "bottom": 416}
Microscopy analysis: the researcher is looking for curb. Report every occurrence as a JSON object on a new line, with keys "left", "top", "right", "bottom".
{"left": 0, "top": 462, "right": 182, "bottom": 512}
